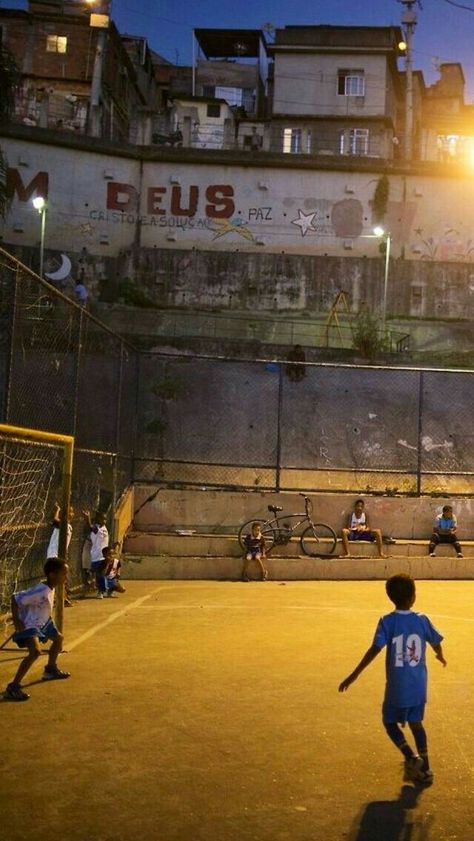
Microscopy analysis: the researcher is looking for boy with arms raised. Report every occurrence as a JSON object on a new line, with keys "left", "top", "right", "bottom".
{"left": 339, "top": 573, "right": 446, "bottom": 783}
{"left": 4, "top": 558, "right": 71, "bottom": 701}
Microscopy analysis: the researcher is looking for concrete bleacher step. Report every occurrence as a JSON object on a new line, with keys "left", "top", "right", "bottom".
{"left": 124, "top": 530, "right": 474, "bottom": 559}
{"left": 121, "top": 553, "right": 473, "bottom": 581}
{"left": 122, "top": 531, "right": 474, "bottom": 580}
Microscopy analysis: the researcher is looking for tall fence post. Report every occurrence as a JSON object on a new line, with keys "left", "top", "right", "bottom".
{"left": 131, "top": 344, "right": 141, "bottom": 484}
{"left": 275, "top": 362, "right": 284, "bottom": 492}
{"left": 71, "top": 307, "right": 83, "bottom": 438}
{"left": 2, "top": 265, "right": 19, "bottom": 423}
{"left": 416, "top": 370, "right": 424, "bottom": 496}
{"left": 111, "top": 341, "right": 124, "bottom": 541}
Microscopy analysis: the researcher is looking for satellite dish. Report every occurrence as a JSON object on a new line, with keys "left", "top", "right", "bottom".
{"left": 45, "top": 253, "right": 72, "bottom": 282}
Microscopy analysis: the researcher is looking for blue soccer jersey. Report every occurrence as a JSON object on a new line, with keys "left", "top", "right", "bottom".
{"left": 372, "top": 610, "right": 443, "bottom": 708}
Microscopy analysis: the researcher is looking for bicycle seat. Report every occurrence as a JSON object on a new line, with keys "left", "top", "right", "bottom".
{"left": 268, "top": 505, "right": 283, "bottom": 514}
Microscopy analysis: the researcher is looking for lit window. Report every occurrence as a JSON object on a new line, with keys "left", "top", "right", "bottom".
{"left": 46, "top": 35, "right": 67, "bottom": 54}
{"left": 338, "top": 70, "right": 365, "bottom": 97}
{"left": 340, "top": 128, "right": 369, "bottom": 156}
{"left": 283, "top": 128, "right": 301, "bottom": 154}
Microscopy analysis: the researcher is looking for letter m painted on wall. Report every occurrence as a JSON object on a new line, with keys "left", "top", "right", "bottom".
{"left": 6, "top": 169, "right": 49, "bottom": 202}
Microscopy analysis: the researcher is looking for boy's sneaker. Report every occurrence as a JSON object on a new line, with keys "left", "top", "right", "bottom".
{"left": 429, "top": 552, "right": 436, "bottom": 557}
{"left": 403, "top": 755, "right": 424, "bottom": 782}
{"left": 42, "top": 666, "right": 70, "bottom": 681}
{"left": 96, "top": 592, "right": 104, "bottom": 599}
{"left": 413, "top": 767, "right": 434, "bottom": 785}
{"left": 4, "top": 682, "right": 30, "bottom": 701}
{"left": 457, "top": 552, "right": 464, "bottom": 558}
{"left": 106, "top": 591, "right": 117, "bottom": 598}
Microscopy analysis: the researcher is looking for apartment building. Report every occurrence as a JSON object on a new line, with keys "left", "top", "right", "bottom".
{"left": 268, "top": 25, "right": 405, "bottom": 159}
{"left": 0, "top": 0, "right": 156, "bottom": 142}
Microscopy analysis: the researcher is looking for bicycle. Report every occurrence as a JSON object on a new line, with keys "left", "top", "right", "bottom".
{"left": 238, "top": 494, "right": 337, "bottom": 557}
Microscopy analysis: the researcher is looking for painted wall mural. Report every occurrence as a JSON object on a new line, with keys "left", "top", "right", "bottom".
{"left": 3, "top": 137, "right": 474, "bottom": 266}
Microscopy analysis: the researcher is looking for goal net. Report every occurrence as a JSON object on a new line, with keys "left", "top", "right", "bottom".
{"left": 0, "top": 424, "right": 73, "bottom": 626}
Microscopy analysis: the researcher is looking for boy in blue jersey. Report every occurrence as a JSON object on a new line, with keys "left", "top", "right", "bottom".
{"left": 428, "top": 504, "right": 463, "bottom": 558}
{"left": 339, "top": 573, "right": 446, "bottom": 784}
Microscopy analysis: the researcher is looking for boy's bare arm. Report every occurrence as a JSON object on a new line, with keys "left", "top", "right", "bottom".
{"left": 338, "top": 644, "right": 381, "bottom": 692}
{"left": 431, "top": 642, "right": 447, "bottom": 666}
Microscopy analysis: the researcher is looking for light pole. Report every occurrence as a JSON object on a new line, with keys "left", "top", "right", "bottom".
{"left": 32, "top": 195, "right": 47, "bottom": 278}
{"left": 374, "top": 226, "right": 391, "bottom": 331}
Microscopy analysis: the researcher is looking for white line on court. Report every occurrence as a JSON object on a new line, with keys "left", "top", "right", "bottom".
{"left": 23, "top": 584, "right": 172, "bottom": 677}
{"left": 132, "top": 603, "right": 474, "bottom": 623}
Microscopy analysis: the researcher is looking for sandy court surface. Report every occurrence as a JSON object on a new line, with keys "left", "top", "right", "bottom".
{"left": 1, "top": 579, "right": 473, "bottom": 841}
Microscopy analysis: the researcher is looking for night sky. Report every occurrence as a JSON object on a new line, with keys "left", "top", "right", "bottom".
{"left": 3, "top": 0, "right": 474, "bottom": 97}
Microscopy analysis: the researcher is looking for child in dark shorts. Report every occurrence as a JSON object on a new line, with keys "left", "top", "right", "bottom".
{"left": 341, "top": 499, "right": 386, "bottom": 558}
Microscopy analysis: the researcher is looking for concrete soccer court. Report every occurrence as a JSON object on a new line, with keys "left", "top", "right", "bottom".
{"left": 1, "top": 579, "right": 473, "bottom": 841}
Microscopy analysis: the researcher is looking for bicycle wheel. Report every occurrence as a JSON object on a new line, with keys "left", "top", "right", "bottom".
{"left": 300, "top": 523, "right": 337, "bottom": 557}
{"left": 238, "top": 519, "right": 275, "bottom": 552}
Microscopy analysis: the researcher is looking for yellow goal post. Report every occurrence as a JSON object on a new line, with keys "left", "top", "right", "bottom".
{"left": 0, "top": 424, "right": 74, "bottom": 634}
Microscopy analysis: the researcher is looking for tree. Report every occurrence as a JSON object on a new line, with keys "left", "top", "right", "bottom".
{"left": 0, "top": 43, "right": 19, "bottom": 219}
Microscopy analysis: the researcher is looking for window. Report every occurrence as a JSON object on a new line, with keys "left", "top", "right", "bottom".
{"left": 340, "top": 129, "right": 369, "bottom": 156}
{"left": 283, "top": 128, "right": 301, "bottom": 154}
{"left": 46, "top": 35, "right": 67, "bottom": 53}
{"left": 338, "top": 70, "right": 365, "bottom": 97}
{"left": 206, "top": 103, "right": 221, "bottom": 118}
{"left": 215, "top": 86, "right": 242, "bottom": 107}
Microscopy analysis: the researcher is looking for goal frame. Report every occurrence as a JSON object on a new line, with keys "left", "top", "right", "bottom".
{"left": 0, "top": 423, "right": 74, "bottom": 632}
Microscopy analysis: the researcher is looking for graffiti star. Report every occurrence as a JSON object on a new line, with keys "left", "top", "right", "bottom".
{"left": 291, "top": 209, "right": 317, "bottom": 237}
{"left": 210, "top": 218, "right": 256, "bottom": 242}
{"left": 80, "top": 222, "right": 94, "bottom": 235}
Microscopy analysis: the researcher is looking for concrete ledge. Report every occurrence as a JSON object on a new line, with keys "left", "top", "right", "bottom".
{"left": 121, "top": 554, "right": 473, "bottom": 581}
{"left": 124, "top": 531, "right": 474, "bottom": 559}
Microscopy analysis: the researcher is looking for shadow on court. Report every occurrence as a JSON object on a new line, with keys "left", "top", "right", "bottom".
{"left": 1, "top": 581, "right": 473, "bottom": 841}
{"left": 348, "top": 782, "right": 434, "bottom": 840}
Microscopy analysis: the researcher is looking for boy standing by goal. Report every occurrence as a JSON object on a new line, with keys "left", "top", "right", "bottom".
{"left": 47, "top": 501, "right": 74, "bottom": 606}
{"left": 83, "top": 509, "right": 109, "bottom": 598}
{"left": 339, "top": 573, "right": 446, "bottom": 784}
{"left": 4, "top": 558, "right": 71, "bottom": 701}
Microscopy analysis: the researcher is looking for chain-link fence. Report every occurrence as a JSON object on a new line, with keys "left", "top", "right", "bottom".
{"left": 0, "top": 247, "right": 136, "bottom": 590}
{"left": 135, "top": 352, "right": 474, "bottom": 498}
{"left": 2, "top": 245, "right": 474, "bottom": 591}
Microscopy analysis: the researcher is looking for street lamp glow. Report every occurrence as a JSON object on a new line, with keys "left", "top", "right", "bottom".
{"left": 32, "top": 196, "right": 46, "bottom": 211}
{"left": 31, "top": 196, "right": 47, "bottom": 278}
{"left": 373, "top": 227, "right": 391, "bottom": 330}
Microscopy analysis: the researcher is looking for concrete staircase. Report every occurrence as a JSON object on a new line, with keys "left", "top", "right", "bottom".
{"left": 122, "top": 529, "right": 474, "bottom": 581}
{"left": 121, "top": 486, "right": 474, "bottom": 581}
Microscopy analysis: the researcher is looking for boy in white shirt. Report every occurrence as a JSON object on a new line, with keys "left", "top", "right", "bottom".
{"left": 83, "top": 509, "right": 109, "bottom": 598}
{"left": 341, "top": 498, "right": 386, "bottom": 558}
{"left": 4, "top": 558, "right": 70, "bottom": 701}
{"left": 47, "top": 502, "right": 74, "bottom": 606}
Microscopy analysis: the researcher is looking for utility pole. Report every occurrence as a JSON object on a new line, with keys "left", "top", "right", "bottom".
{"left": 401, "top": 0, "right": 418, "bottom": 160}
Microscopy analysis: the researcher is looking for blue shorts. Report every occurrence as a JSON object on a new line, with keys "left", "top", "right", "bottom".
{"left": 13, "top": 618, "right": 60, "bottom": 649}
{"left": 349, "top": 530, "right": 375, "bottom": 542}
{"left": 383, "top": 701, "right": 425, "bottom": 724}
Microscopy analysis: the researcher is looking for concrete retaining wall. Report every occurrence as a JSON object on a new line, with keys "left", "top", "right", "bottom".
{"left": 130, "top": 486, "right": 474, "bottom": 541}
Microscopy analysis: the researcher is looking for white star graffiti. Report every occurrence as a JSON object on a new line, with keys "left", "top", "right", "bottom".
{"left": 291, "top": 209, "right": 318, "bottom": 237}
